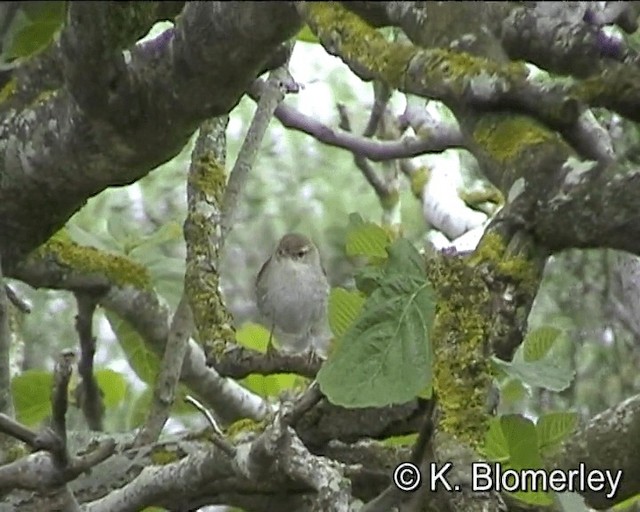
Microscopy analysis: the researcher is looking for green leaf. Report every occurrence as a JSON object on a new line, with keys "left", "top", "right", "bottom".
{"left": 500, "top": 377, "right": 528, "bottom": 406}
{"left": 235, "top": 323, "right": 299, "bottom": 396}
{"left": 128, "top": 221, "right": 183, "bottom": 257}
{"left": 328, "top": 287, "right": 365, "bottom": 339}
{"left": 241, "top": 373, "right": 299, "bottom": 398}
{"left": 105, "top": 311, "right": 160, "bottom": 384}
{"left": 491, "top": 354, "right": 574, "bottom": 392}
{"left": 236, "top": 322, "right": 271, "bottom": 353}
{"left": 354, "top": 265, "right": 387, "bottom": 295}
{"left": 483, "top": 417, "right": 509, "bottom": 462}
{"left": 94, "top": 369, "right": 128, "bottom": 408}
{"left": 523, "top": 326, "right": 561, "bottom": 362}
{"left": 296, "top": 24, "right": 319, "bottom": 44}
{"left": 383, "top": 433, "right": 418, "bottom": 447}
{"left": 317, "top": 238, "right": 436, "bottom": 408}
{"left": 11, "top": 370, "right": 52, "bottom": 426}
{"left": 345, "top": 216, "right": 391, "bottom": 261}
{"left": 510, "top": 488, "right": 554, "bottom": 507}
{"left": 385, "top": 238, "right": 427, "bottom": 279}
{"left": 2, "top": 2, "right": 65, "bottom": 60}
{"left": 128, "top": 388, "right": 152, "bottom": 429}
{"left": 500, "top": 414, "right": 542, "bottom": 469}
{"left": 537, "top": 411, "right": 578, "bottom": 451}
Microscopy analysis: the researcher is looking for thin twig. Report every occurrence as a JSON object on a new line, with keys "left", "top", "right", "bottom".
{"left": 220, "top": 43, "right": 297, "bottom": 246}
{"left": 0, "top": 258, "right": 15, "bottom": 420}
{"left": 283, "top": 381, "right": 324, "bottom": 427}
{"left": 4, "top": 284, "right": 31, "bottom": 313}
{"left": 134, "top": 293, "right": 193, "bottom": 447}
{"left": 337, "top": 103, "right": 389, "bottom": 198}
{"left": 49, "top": 349, "right": 76, "bottom": 465}
{"left": 248, "top": 79, "right": 464, "bottom": 161}
{"left": 361, "top": 398, "right": 437, "bottom": 512}
{"left": 0, "top": 413, "right": 39, "bottom": 446}
{"left": 74, "top": 292, "right": 104, "bottom": 431}
{"left": 184, "top": 394, "right": 236, "bottom": 458}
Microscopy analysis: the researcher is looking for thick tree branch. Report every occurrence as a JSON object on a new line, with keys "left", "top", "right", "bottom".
{"left": 10, "top": 254, "right": 270, "bottom": 424}
{"left": 0, "top": 2, "right": 301, "bottom": 267}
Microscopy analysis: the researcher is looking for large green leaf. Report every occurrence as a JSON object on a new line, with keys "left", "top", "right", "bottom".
{"left": 11, "top": 370, "right": 53, "bottom": 426}
{"left": 105, "top": 311, "right": 160, "bottom": 384}
{"left": 500, "top": 414, "right": 542, "bottom": 468}
{"left": 318, "top": 239, "right": 435, "bottom": 407}
{"left": 499, "top": 414, "right": 554, "bottom": 507}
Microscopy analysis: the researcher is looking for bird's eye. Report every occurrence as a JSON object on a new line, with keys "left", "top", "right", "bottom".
{"left": 296, "top": 249, "right": 307, "bottom": 258}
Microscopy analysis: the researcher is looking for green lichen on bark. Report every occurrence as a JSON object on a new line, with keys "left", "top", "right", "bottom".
{"left": 32, "top": 231, "right": 151, "bottom": 289}
{"left": 470, "top": 112, "right": 571, "bottom": 194}
{"left": 427, "top": 254, "right": 493, "bottom": 449}
{"left": 304, "top": 3, "right": 526, "bottom": 105}
{"left": 149, "top": 444, "right": 185, "bottom": 465}
{"left": 426, "top": 231, "right": 539, "bottom": 448}
{"left": 304, "top": 2, "right": 417, "bottom": 88}
{"left": 184, "top": 118, "right": 235, "bottom": 357}
{"left": 473, "top": 114, "right": 554, "bottom": 165}
{"left": 0, "top": 79, "right": 16, "bottom": 104}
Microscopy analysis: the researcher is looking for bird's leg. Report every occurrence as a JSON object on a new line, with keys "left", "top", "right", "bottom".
{"left": 266, "top": 323, "right": 278, "bottom": 357}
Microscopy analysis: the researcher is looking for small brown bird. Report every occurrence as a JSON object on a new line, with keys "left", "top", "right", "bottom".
{"left": 255, "top": 233, "right": 330, "bottom": 357}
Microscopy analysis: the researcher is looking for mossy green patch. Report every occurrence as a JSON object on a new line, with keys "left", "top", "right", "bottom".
{"left": 33, "top": 231, "right": 151, "bottom": 289}
{"left": 473, "top": 115, "right": 553, "bottom": 165}
{"left": 428, "top": 254, "right": 493, "bottom": 448}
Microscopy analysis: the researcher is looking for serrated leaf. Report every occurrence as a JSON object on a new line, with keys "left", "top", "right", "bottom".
{"left": 105, "top": 311, "right": 160, "bottom": 384}
{"left": 94, "top": 369, "right": 128, "bottom": 408}
{"left": 328, "top": 288, "right": 365, "bottom": 339}
{"left": 385, "top": 238, "right": 426, "bottom": 279}
{"left": 500, "top": 414, "right": 542, "bottom": 469}
{"left": 492, "top": 356, "right": 574, "bottom": 392}
{"left": 11, "top": 370, "right": 53, "bottom": 426}
{"left": 318, "top": 239, "right": 435, "bottom": 408}
{"left": 345, "top": 218, "right": 390, "bottom": 260}
{"left": 523, "top": 326, "right": 561, "bottom": 362}
{"left": 354, "top": 265, "right": 386, "bottom": 295}
{"left": 537, "top": 411, "right": 578, "bottom": 451}
{"left": 483, "top": 417, "right": 509, "bottom": 462}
